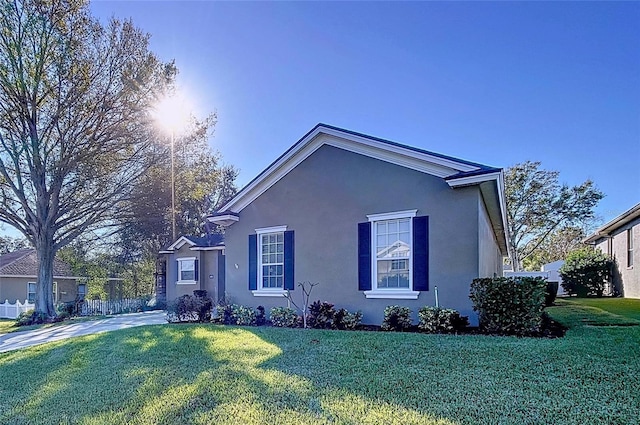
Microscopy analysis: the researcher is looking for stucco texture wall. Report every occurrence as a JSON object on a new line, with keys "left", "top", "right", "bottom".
{"left": 0, "top": 277, "right": 78, "bottom": 304}
{"left": 166, "top": 247, "right": 221, "bottom": 302}
{"left": 611, "top": 219, "right": 639, "bottom": 298}
{"left": 224, "top": 145, "right": 491, "bottom": 325}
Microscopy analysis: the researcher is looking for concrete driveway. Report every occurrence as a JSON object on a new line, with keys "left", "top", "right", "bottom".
{"left": 0, "top": 310, "right": 167, "bottom": 353}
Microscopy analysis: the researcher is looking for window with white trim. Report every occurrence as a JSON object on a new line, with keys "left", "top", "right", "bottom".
{"left": 27, "top": 282, "right": 36, "bottom": 303}
{"left": 260, "top": 231, "right": 284, "bottom": 289}
{"left": 374, "top": 216, "right": 412, "bottom": 289}
{"left": 628, "top": 228, "right": 634, "bottom": 268}
{"left": 177, "top": 257, "right": 196, "bottom": 284}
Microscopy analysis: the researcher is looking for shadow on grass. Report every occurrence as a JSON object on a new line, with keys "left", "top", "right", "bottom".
{"left": 1, "top": 321, "right": 639, "bottom": 425}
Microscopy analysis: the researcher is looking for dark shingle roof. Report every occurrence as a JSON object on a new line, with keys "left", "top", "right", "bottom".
{"left": 0, "top": 249, "right": 74, "bottom": 277}
{"left": 183, "top": 234, "right": 225, "bottom": 248}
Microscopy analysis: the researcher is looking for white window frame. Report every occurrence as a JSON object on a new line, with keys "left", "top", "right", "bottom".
{"left": 27, "top": 282, "right": 36, "bottom": 303}
{"left": 628, "top": 228, "right": 634, "bottom": 268}
{"left": 53, "top": 281, "right": 58, "bottom": 304}
{"left": 364, "top": 209, "right": 420, "bottom": 299}
{"left": 252, "top": 225, "right": 288, "bottom": 297}
{"left": 177, "top": 257, "right": 197, "bottom": 285}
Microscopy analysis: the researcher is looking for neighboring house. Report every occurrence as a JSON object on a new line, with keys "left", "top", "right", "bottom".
{"left": 584, "top": 203, "right": 640, "bottom": 298}
{"left": 162, "top": 124, "right": 510, "bottom": 324}
{"left": 160, "top": 235, "right": 225, "bottom": 302}
{"left": 542, "top": 260, "right": 565, "bottom": 296}
{"left": 0, "top": 249, "right": 83, "bottom": 304}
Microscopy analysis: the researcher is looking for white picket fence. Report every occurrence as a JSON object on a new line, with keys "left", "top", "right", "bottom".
{"left": 0, "top": 299, "right": 35, "bottom": 319}
{"left": 80, "top": 298, "right": 147, "bottom": 316}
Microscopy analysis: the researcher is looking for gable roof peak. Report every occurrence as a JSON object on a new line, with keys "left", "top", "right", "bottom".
{"left": 212, "top": 123, "right": 501, "bottom": 217}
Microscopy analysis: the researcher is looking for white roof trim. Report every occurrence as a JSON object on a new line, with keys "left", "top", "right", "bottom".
{"left": 219, "top": 125, "right": 483, "bottom": 214}
{"left": 584, "top": 202, "right": 640, "bottom": 243}
{"left": 207, "top": 214, "right": 239, "bottom": 227}
{"left": 446, "top": 172, "right": 502, "bottom": 188}
{"left": 189, "top": 246, "right": 225, "bottom": 251}
{"left": 167, "top": 236, "right": 196, "bottom": 251}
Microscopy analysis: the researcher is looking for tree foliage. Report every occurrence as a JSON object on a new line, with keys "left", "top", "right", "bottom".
{"left": 521, "top": 225, "right": 586, "bottom": 271}
{"left": 118, "top": 115, "right": 238, "bottom": 258}
{"left": 0, "top": 0, "right": 172, "bottom": 316}
{"left": 559, "top": 247, "right": 613, "bottom": 297}
{"left": 0, "top": 235, "right": 30, "bottom": 253}
{"left": 505, "top": 161, "right": 604, "bottom": 271}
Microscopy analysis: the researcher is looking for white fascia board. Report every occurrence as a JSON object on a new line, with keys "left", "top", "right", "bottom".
{"left": 446, "top": 172, "right": 502, "bottom": 188}
{"left": 206, "top": 214, "right": 239, "bottom": 226}
{"left": 189, "top": 246, "right": 225, "bottom": 251}
{"left": 167, "top": 236, "right": 196, "bottom": 251}
{"left": 0, "top": 275, "right": 82, "bottom": 279}
{"left": 159, "top": 250, "right": 173, "bottom": 254}
{"left": 221, "top": 127, "right": 480, "bottom": 214}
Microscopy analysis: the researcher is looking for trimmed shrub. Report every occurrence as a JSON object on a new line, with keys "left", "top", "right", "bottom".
{"left": 230, "top": 304, "right": 257, "bottom": 326}
{"left": 381, "top": 306, "right": 412, "bottom": 331}
{"left": 333, "top": 308, "right": 363, "bottom": 330}
{"left": 307, "top": 301, "right": 335, "bottom": 329}
{"left": 270, "top": 307, "right": 299, "bottom": 328}
{"left": 211, "top": 304, "right": 233, "bottom": 324}
{"left": 545, "top": 281, "right": 559, "bottom": 306}
{"left": 469, "top": 277, "right": 547, "bottom": 336}
{"left": 166, "top": 294, "right": 212, "bottom": 323}
{"left": 15, "top": 310, "right": 47, "bottom": 326}
{"left": 256, "top": 306, "right": 266, "bottom": 326}
{"left": 560, "top": 247, "right": 613, "bottom": 297}
{"left": 417, "top": 306, "right": 469, "bottom": 333}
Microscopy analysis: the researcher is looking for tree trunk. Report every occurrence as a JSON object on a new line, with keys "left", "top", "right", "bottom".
{"left": 35, "top": 244, "right": 57, "bottom": 318}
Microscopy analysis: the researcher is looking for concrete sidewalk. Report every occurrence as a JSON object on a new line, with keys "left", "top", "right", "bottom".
{"left": 0, "top": 310, "right": 167, "bottom": 353}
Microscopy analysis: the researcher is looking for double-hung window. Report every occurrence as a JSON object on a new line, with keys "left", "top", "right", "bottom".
{"left": 359, "top": 209, "right": 428, "bottom": 299}
{"left": 249, "top": 225, "right": 294, "bottom": 297}
{"left": 260, "top": 231, "right": 285, "bottom": 289}
{"left": 27, "top": 282, "right": 36, "bottom": 303}
{"left": 177, "top": 257, "right": 197, "bottom": 284}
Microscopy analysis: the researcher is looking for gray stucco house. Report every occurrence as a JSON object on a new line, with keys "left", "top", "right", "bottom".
{"left": 161, "top": 124, "right": 510, "bottom": 324}
{"left": 584, "top": 202, "right": 639, "bottom": 298}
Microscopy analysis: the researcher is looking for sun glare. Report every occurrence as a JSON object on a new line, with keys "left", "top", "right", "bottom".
{"left": 154, "top": 93, "right": 192, "bottom": 134}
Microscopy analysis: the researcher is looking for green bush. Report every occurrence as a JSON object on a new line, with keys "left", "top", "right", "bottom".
{"left": 381, "top": 306, "right": 412, "bottom": 331}
{"left": 15, "top": 310, "right": 47, "bottom": 326}
{"left": 332, "top": 308, "right": 363, "bottom": 330}
{"left": 230, "top": 304, "right": 257, "bottom": 326}
{"left": 545, "top": 281, "right": 559, "bottom": 306}
{"left": 270, "top": 307, "right": 299, "bottom": 328}
{"left": 560, "top": 247, "right": 612, "bottom": 297}
{"left": 469, "top": 277, "right": 547, "bottom": 336}
{"left": 307, "top": 301, "right": 335, "bottom": 329}
{"left": 211, "top": 304, "right": 233, "bottom": 324}
{"left": 418, "top": 306, "right": 469, "bottom": 333}
{"left": 166, "top": 294, "right": 212, "bottom": 323}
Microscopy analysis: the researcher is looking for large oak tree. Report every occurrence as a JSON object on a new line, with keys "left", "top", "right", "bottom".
{"left": 0, "top": 0, "right": 172, "bottom": 317}
{"left": 505, "top": 161, "right": 604, "bottom": 271}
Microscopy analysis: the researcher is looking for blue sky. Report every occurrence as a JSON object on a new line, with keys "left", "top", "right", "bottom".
{"left": 88, "top": 0, "right": 636, "bottom": 221}
{"left": 2, "top": 1, "right": 639, "bottom": 239}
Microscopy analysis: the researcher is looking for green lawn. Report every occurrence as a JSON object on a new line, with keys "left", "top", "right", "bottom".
{"left": 557, "top": 297, "right": 640, "bottom": 322}
{"left": 1, "top": 302, "right": 639, "bottom": 424}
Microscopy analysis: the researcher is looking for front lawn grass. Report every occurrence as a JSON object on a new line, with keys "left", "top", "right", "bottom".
{"left": 1, "top": 304, "right": 639, "bottom": 425}
{"left": 558, "top": 297, "right": 640, "bottom": 321}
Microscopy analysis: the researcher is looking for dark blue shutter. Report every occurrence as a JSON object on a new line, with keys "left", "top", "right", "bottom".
{"left": 284, "top": 230, "right": 295, "bottom": 290}
{"left": 174, "top": 259, "right": 179, "bottom": 283}
{"left": 217, "top": 250, "right": 225, "bottom": 302}
{"left": 358, "top": 222, "right": 372, "bottom": 291}
{"left": 413, "top": 216, "right": 429, "bottom": 291}
{"left": 194, "top": 259, "right": 199, "bottom": 282}
{"left": 248, "top": 234, "right": 257, "bottom": 290}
